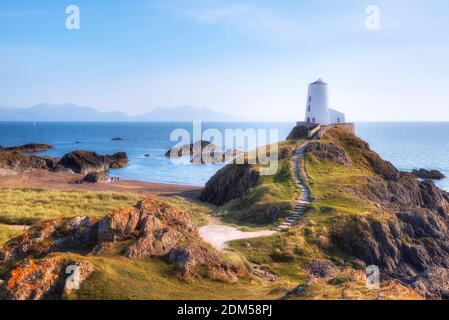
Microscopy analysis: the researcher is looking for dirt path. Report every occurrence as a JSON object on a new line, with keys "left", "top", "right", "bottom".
{"left": 272, "top": 142, "right": 312, "bottom": 231}
{"left": 200, "top": 142, "right": 312, "bottom": 249}
{"left": 199, "top": 223, "right": 276, "bottom": 250}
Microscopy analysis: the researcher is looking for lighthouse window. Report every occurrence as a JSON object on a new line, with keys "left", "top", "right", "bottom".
{"left": 308, "top": 105, "right": 311, "bottom": 112}
{"left": 307, "top": 117, "right": 310, "bottom": 123}
{"left": 312, "top": 117, "right": 315, "bottom": 123}
{"left": 308, "top": 96, "right": 312, "bottom": 102}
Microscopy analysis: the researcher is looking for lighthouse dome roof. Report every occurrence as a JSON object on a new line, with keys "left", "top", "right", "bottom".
{"left": 310, "top": 79, "right": 327, "bottom": 85}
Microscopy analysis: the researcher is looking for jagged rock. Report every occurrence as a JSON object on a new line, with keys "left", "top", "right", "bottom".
{"left": 0, "top": 216, "right": 97, "bottom": 264}
{"left": 306, "top": 260, "right": 338, "bottom": 278}
{"left": 165, "top": 140, "right": 216, "bottom": 158}
{"left": 0, "top": 152, "right": 58, "bottom": 172}
{"left": 97, "top": 207, "right": 140, "bottom": 242}
{"left": 286, "top": 125, "right": 310, "bottom": 140}
{"left": 0, "top": 256, "right": 94, "bottom": 300}
{"left": 358, "top": 176, "right": 449, "bottom": 213}
{"left": 57, "top": 150, "right": 128, "bottom": 174}
{"left": 199, "top": 164, "right": 260, "bottom": 206}
{"left": 305, "top": 142, "right": 352, "bottom": 166}
{"left": 190, "top": 149, "right": 242, "bottom": 164}
{"left": 0, "top": 143, "right": 53, "bottom": 153}
{"left": 410, "top": 267, "right": 449, "bottom": 299}
{"left": 1, "top": 198, "right": 242, "bottom": 284}
{"left": 412, "top": 169, "right": 446, "bottom": 180}
{"left": 330, "top": 209, "right": 449, "bottom": 294}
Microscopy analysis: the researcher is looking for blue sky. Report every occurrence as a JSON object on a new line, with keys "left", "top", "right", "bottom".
{"left": 1, "top": 0, "right": 448, "bottom": 121}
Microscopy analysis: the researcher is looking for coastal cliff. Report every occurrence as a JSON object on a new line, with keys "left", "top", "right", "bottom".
{"left": 201, "top": 126, "right": 449, "bottom": 299}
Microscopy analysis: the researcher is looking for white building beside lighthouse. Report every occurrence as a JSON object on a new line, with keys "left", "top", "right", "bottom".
{"left": 304, "top": 79, "right": 345, "bottom": 125}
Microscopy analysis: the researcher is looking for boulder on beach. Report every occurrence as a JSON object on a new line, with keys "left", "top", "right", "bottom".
{"left": 78, "top": 171, "right": 112, "bottom": 184}
{"left": 57, "top": 150, "right": 128, "bottom": 174}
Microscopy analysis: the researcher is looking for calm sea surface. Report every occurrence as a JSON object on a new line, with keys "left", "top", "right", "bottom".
{"left": 0, "top": 122, "right": 448, "bottom": 190}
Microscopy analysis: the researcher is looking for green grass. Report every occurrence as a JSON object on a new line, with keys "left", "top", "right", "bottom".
{"left": 0, "top": 188, "right": 142, "bottom": 225}
{"left": 306, "top": 155, "right": 376, "bottom": 220}
{"left": 216, "top": 141, "right": 303, "bottom": 229}
{"left": 0, "top": 224, "right": 23, "bottom": 246}
{"left": 67, "top": 254, "right": 284, "bottom": 300}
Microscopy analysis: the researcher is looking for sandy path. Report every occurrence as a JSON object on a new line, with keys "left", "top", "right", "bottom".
{"left": 0, "top": 171, "right": 201, "bottom": 198}
{"left": 199, "top": 223, "right": 276, "bottom": 250}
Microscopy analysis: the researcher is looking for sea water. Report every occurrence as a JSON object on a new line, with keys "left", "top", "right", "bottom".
{"left": 0, "top": 121, "right": 448, "bottom": 190}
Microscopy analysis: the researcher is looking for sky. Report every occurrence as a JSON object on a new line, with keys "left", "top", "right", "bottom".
{"left": 0, "top": 0, "right": 448, "bottom": 121}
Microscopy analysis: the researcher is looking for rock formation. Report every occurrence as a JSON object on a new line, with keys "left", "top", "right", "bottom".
{"left": 76, "top": 172, "right": 112, "bottom": 184}
{"left": 199, "top": 164, "right": 260, "bottom": 206}
{"left": 57, "top": 150, "right": 128, "bottom": 174}
{"left": 0, "top": 151, "right": 58, "bottom": 174}
{"left": 412, "top": 169, "right": 446, "bottom": 180}
{"left": 305, "top": 127, "right": 449, "bottom": 299}
{"left": 286, "top": 125, "right": 311, "bottom": 140}
{"left": 305, "top": 142, "right": 352, "bottom": 166}
{"left": 0, "top": 256, "right": 95, "bottom": 300}
{"left": 0, "top": 143, "right": 53, "bottom": 153}
{"left": 0, "top": 198, "right": 242, "bottom": 299}
{"left": 165, "top": 140, "right": 216, "bottom": 158}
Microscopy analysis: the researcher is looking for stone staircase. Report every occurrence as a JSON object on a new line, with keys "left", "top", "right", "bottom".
{"left": 272, "top": 143, "right": 311, "bottom": 232}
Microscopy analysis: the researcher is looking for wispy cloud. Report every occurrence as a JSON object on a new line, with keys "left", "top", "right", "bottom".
{"left": 180, "top": 0, "right": 310, "bottom": 42}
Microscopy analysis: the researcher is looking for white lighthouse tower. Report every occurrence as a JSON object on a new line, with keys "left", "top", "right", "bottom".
{"left": 304, "top": 79, "right": 345, "bottom": 125}
{"left": 305, "top": 79, "right": 330, "bottom": 125}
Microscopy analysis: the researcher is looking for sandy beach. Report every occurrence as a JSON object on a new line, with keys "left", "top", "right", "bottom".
{"left": 0, "top": 171, "right": 202, "bottom": 198}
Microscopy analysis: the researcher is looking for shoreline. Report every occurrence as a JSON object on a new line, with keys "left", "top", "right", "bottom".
{"left": 0, "top": 171, "right": 202, "bottom": 198}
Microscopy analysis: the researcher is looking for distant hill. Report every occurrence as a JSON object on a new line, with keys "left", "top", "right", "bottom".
{"left": 132, "top": 105, "right": 240, "bottom": 121}
{"left": 0, "top": 104, "right": 241, "bottom": 122}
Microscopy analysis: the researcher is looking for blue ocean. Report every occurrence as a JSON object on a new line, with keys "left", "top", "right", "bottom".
{"left": 0, "top": 122, "right": 448, "bottom": 191}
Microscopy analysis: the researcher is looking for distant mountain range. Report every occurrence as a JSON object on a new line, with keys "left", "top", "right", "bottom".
{"left": 0, "top": 104, "right": 242, "bottom": 122}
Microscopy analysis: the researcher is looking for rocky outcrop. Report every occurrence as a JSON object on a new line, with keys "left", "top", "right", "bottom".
{"left": 57, "top": 151, "right": 128, "bottom": 174}
{"left": 329, "top": 208, "right": 449, "bottom": 299}
{"left": 0, "top": 198, "right": 242, "bottom": 288}
{"left": 412, "top": 169, "right": 446, "bottom": 180}
{"left": 355, "top": 175, "right": 449, "bottom": 213}
{"left": 0, "top": 216, "right": 97, "bottom": 263}
{"left": 0, "top": 256, "right": 94, "bottom": 300}
{"left": 0, "top": 152, "right": 58, "bottom": 173}
{"left": 199, "top": 164, "right": 260, "bottom": 206}
{"left": 306, "top": 260, "right": 338, "bottom": 278}
{"left": 76, "top": 172, "right": 113, "bottom": 184}
{"left": 303, "top": 127, "right": 449, "bottom": 299}
{"left": 305, "top": 142, "right": 352, "bottom": 166}
{"left": 191, "top": 149, "right": 242, "bottom": 164}
{"left": 286, "top": 125, "right": 311, "bottom": 140}
{"left": 165, "top": 140, "right": 216, "bottom": 157}
{"left": 0, "top": 143, "right": 53, "bottom": 153}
